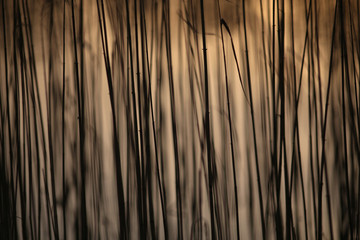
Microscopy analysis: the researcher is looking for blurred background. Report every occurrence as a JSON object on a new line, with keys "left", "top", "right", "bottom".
{"left": 0, "top": 0, "right": 358, "bottom": 239}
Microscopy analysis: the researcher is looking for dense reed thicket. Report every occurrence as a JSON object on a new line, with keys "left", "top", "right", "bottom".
{"left": 1, "top": 0, "right": 360, "bottom": 239}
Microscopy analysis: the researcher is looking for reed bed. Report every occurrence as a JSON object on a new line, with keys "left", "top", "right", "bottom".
{"left": 1, "top": 0, "right": 360, "bottom": 239}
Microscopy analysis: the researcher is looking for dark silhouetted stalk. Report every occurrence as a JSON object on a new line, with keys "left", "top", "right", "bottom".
{"left": 242, "top": 0, "right": 266, "bottom": 238}
{"left": 70, "top": 0, "right": 87, "bottom": 238}
{"left": 46, "top": 2, "right": 60, "bottom": 238}
{"left": 339, "top": 0, "right": 354, "bottom": 237}
{"left": 199, "top": 0, "right": 214, "bottom": 238}
{"left": 288, "top": 0, "right": 310, "bottom": 239}
{"left": 318, "top": 1, "right": 338, "bottom": 239}
{"left": 162, "top": 0, "right": 183, "bottom": 238}
{"left": 62, "top": 0, "right": 67, "bottom": 239}
{"left": 133, "top": 0, "right": 147, "bottom": 237}
{"left": 218, "top": 15, "right": 240, "bottom": 240}
{"left": 96, "top": 0, "right": 127, "bottom": 238}
{"left": 124, "top": 0, "right": 144, "bottom": 237}
{"left": 140, "top": 0, "right": 168, "bottom": 237}
{"left": 2, "top": 0, "right": 17, "bottom": 237}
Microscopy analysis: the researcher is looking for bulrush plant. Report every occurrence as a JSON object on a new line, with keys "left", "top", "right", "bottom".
{"left": 2, "top": 0, "right": 360, "bottom": 239}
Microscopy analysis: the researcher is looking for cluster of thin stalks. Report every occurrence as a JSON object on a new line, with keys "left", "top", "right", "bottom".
{"left": 1, "top": 0, "right": 360, "bottom": 239}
